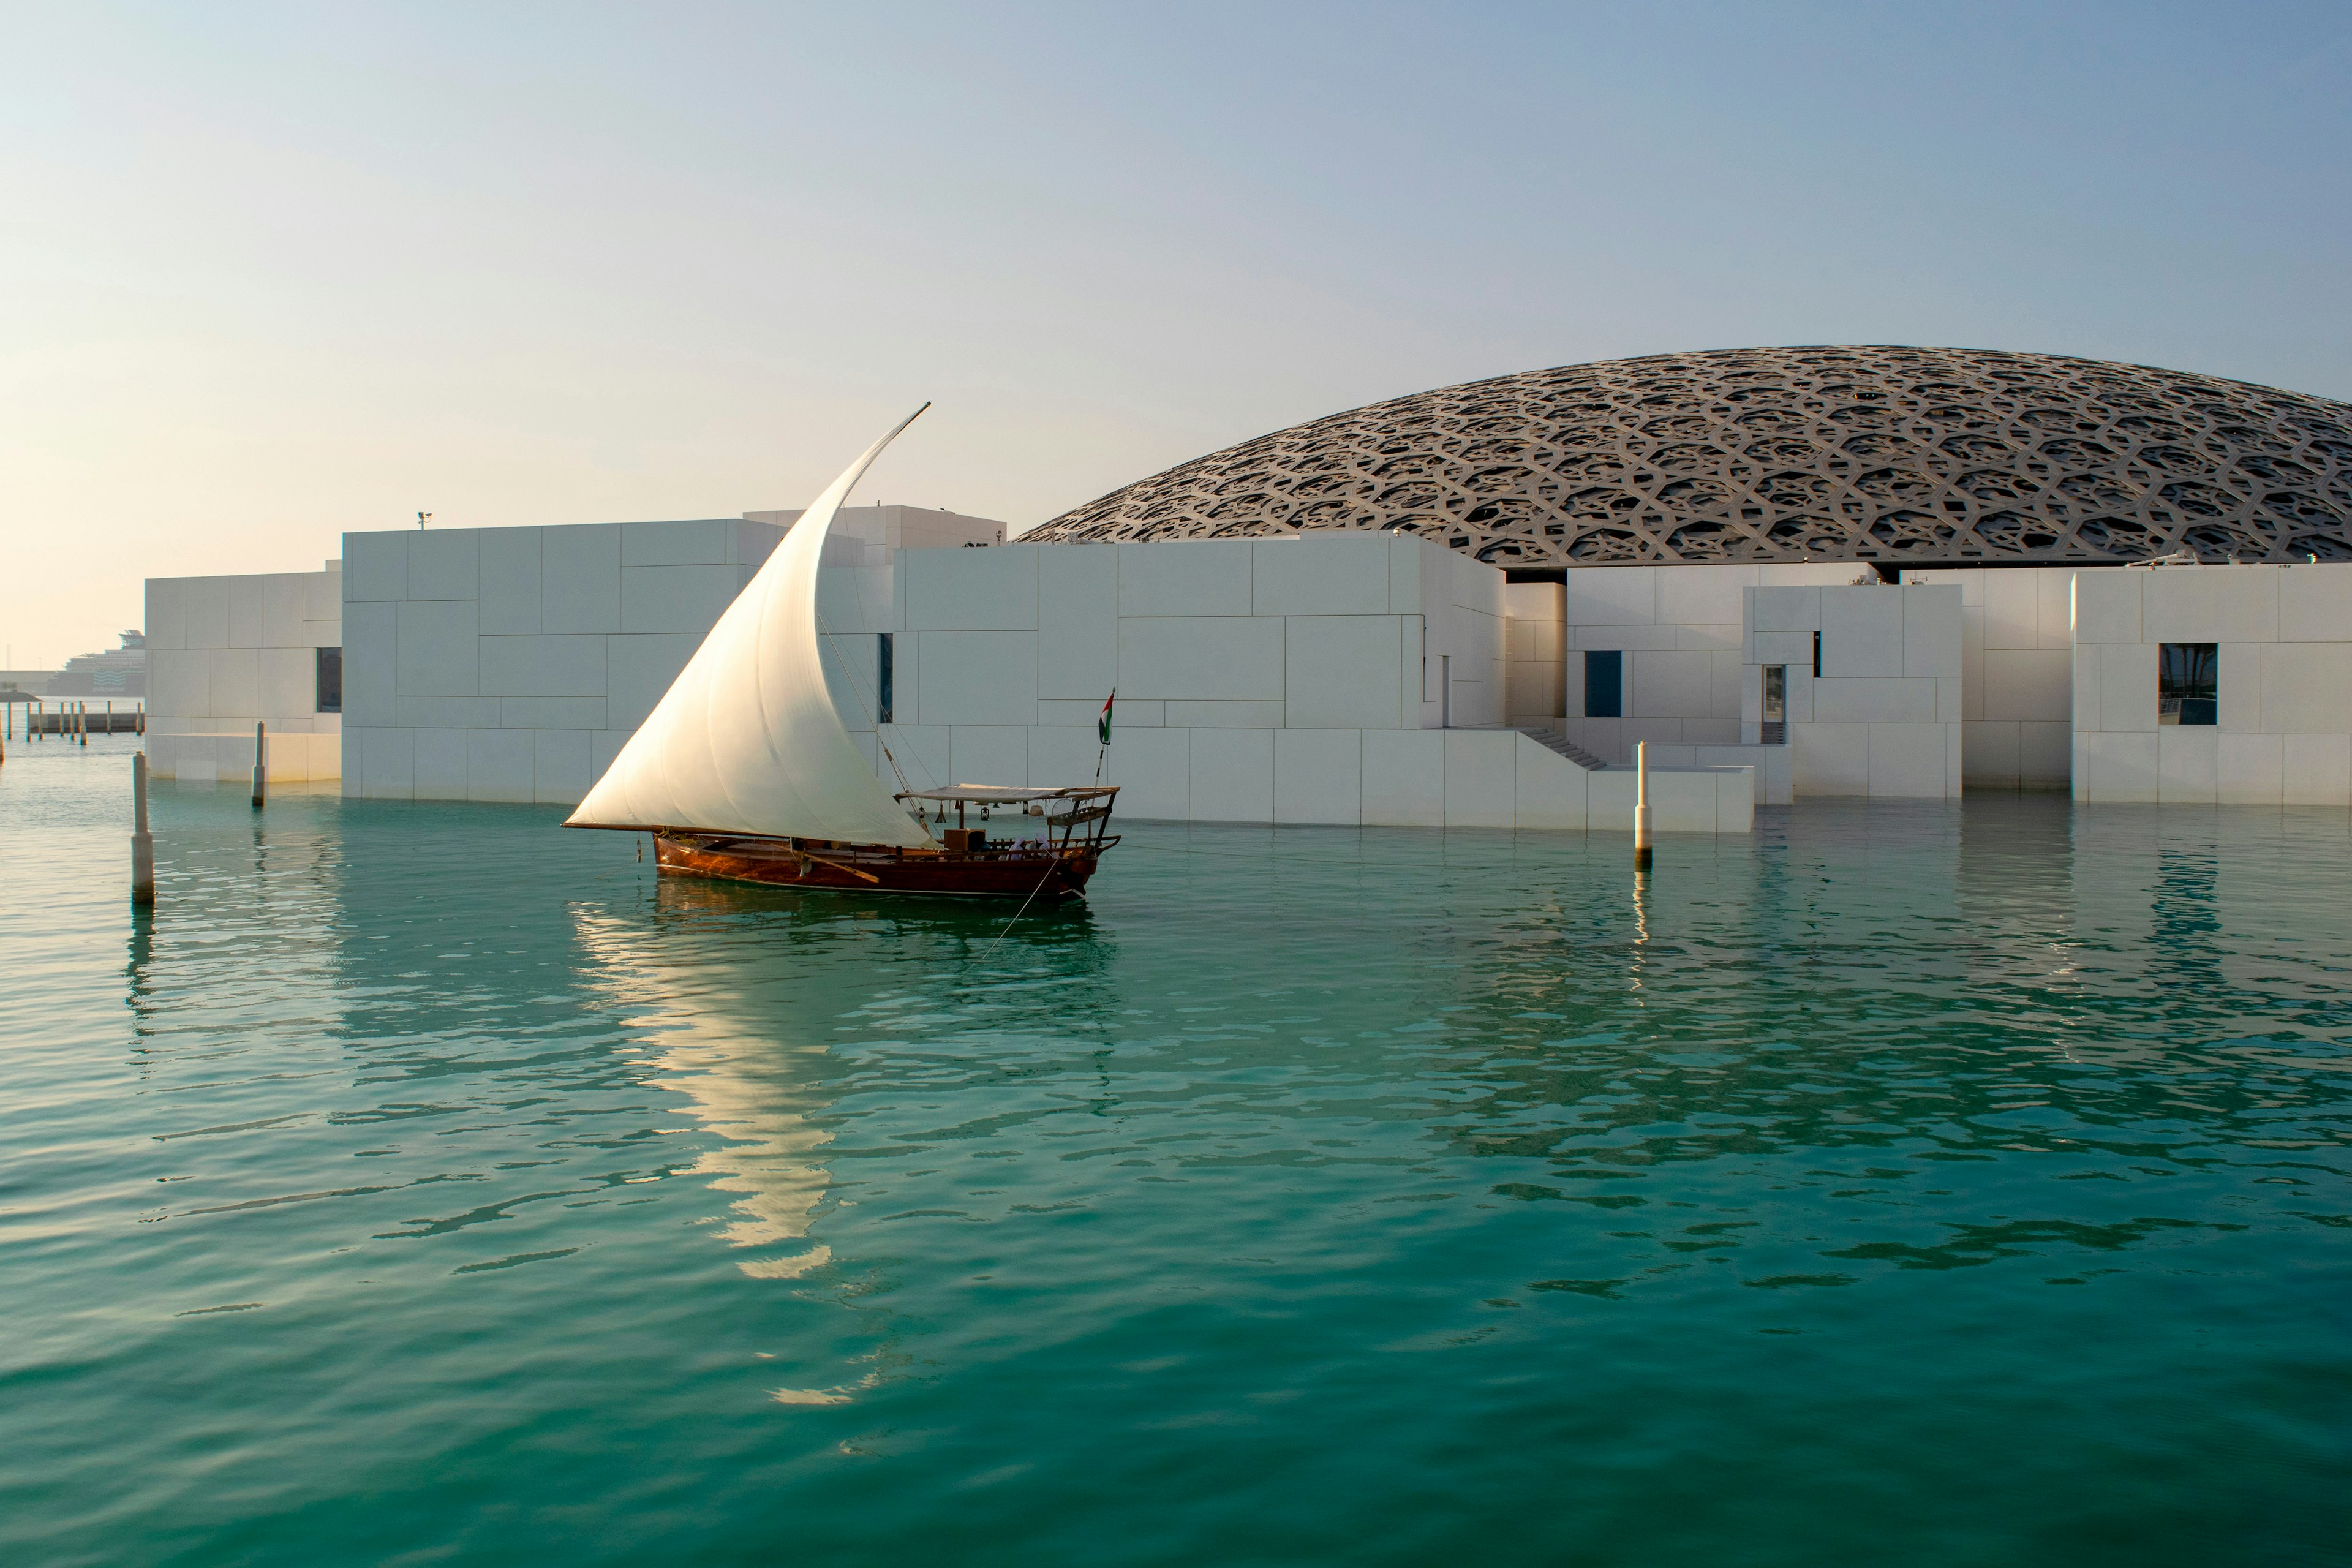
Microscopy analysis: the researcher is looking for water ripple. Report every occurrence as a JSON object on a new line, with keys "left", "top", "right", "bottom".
{"left": 1, "top": 745, "right": 2346, "bottom": 1564}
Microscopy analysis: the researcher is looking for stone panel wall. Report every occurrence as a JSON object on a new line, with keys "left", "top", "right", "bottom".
{"left": 2072, "top": 564, "right": 2352, "bottom": 805}
{"left": 146, "top": 567, "right": 342, "bottom": 782}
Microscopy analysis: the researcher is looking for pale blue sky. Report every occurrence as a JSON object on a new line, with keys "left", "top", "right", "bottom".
{"left": 6, "top": 1, "right": 2350, "bottom": 665}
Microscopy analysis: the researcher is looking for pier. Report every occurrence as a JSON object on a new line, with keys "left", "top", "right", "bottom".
{"left": 15, "top": 706, "right": 145, "bottom": 736}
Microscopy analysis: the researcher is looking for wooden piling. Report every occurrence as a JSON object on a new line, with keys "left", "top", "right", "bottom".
{"left": 1634, "top": 741, "right": 1653, "bottom": 870}
{"left": 132, "top": 752, "right": 155, "bottom": 904}
{"left": 251, "top": 721, "right": 266, "bottom": 808}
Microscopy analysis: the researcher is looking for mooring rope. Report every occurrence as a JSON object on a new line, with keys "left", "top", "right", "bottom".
{"left": 973, "top": 853, "right": 1067, "bottom": 966}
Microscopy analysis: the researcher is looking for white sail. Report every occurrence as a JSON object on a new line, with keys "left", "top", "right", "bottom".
{"left": 567, "top": 409, "right": 933, "bottom": 846}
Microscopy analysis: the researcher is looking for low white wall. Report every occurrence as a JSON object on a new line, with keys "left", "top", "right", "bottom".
{"left": 1742, "top": 582, "right": 1962, "bottom": 798}
{"left": 1902, "top": 565, "right": 2076, "bottom": 788}
{"left": 1626, "top": 743, "right": 1793, "bottom": 805}
{"left": 146, "top": 567, "right": 342, "bottom": 781}
{"left": 990, "top": 728, "right": 1749, "bottom": 833}
{"left": 2073, "top": 562, "right": 2352, "bottom": 804}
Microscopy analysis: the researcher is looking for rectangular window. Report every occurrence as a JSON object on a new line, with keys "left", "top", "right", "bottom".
{"left": 1584, "top": 650, "right": 1623, "bottom": 718}
{"left": 1762, "top": 664, "right": 1787, "bottom": 745}
{"left": 1812, "top": 629, "right": 1822, "bottom": 679}
{"left": 876, "top": 633, "right": 894, "bottom": 725}
{"left": 2159, "top": 642, "right": 2217, "bottom": 726}
{"left": 315, "top": 647, "right": 342, "bottom": 714}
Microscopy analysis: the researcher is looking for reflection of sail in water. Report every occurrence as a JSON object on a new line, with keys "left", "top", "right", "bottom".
{"left": 570, "top": 900, "right": 837, "bottom": 1280}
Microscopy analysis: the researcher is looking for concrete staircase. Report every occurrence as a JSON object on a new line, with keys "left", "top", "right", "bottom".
{"left": 1513, "top": 726, "right": 1607, "bottom": 771}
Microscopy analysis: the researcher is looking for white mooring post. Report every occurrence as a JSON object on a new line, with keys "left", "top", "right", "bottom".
{"left": 251, "top": 721, "right": 267, "bottom": 809}
{"left": 1634, "top": 741, "right": 1653, "bottom": 870}
{"left": 132, "top": 751, "right": 155, "bottom": 905}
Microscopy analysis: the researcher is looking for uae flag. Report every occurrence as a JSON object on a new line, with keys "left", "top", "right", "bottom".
{"left": 1098, "top": 690, "right": 1115, "bottom": 747}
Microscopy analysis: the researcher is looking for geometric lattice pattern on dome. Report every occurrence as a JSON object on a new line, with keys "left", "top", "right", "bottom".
{"left": 1027, "top": 347, "right": 2352, "bottom": 567}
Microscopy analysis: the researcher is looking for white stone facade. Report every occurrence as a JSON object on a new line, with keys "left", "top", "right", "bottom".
{"left": 333, "top": 521, "right": 1750, "bottom": 832}
{"left": 1740, "top": 582, "right": 1964, "bottom": 799}
{"left": 2071, "top": 563, "right": 2352, "bottom": 805}
{"left": 1503, "top": 581, "right": 1566, "bottom": 729}
{"left": 337, "top": 507, "right": 1001, "bottom": 805}
{"left": 140, "top": 516, "right": 2352, "bottom": 821}
{"left": 145, "top": 567, "right": 342, "bottom": 782}
{"left": 879, "top": 534, "right": 1749, "bottom": 831}
{"left": 1901, "top": 566, "right": 2077, "bottom": 790}
{"left": 1557, "top": 564, "right": 1858, "bottom": 760}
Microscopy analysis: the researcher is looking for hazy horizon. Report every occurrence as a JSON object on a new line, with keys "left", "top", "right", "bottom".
{"left": 7, "top": 1, "right": 2350, "bottom": 666}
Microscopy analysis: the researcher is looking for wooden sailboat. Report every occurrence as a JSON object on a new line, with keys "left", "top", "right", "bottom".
{"left": 564, "top": 409, "right": 1120, "bottom": 900}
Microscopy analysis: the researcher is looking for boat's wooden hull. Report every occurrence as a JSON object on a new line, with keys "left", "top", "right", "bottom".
{"left": 653, "top": 834, "right": 1102, "bottom": 900}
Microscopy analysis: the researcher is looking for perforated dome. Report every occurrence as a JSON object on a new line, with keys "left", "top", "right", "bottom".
{"left": 1028, "top": 347, "right": 2352, "bottom": 567}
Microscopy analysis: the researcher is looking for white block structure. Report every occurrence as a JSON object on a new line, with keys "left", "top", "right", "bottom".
{"left": 1540, "top": 563, "right": 1876, "bottom": 803}
{"left": 1503, "top": 581, "right": 1565, "bottom": 729}
{"left": 140, "top": 501, "right": 2352, "bottom": 821}
{"left": 145, "top": 566, "right": 343, "bottom": 781}
{"left": 875, "top": 535, "right": 1748, "bottom": 832}
{"left": 1555, "top": 564, "right": 1853, "bottom": 761}
{"left": 2071, "top": 563, "right": 2352, "bottom": 805}
{"left": 1901, "top": 566, "right": 2077, "bottom": 790}
{"left": 1740, "top": 582, "right": 1964, "bottom": 799}
{"left": 338, "top": 508, "right": 1002, "bottom": 805}
{"left": 340, "top": 521, "right": 1751, "bottom": 832}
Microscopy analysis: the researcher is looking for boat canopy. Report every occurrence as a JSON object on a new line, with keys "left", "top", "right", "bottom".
{"left": 565, "top": 410, "right": 936, "bottom": 846}
{"left": 898, "top": 785, "right": 1115, "bottom": 804}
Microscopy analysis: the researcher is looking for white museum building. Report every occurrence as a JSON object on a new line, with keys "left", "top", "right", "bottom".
{"left": 132, "top": 345, "right": 2352, "bottom": 826}
{"left": 141, "top": 510, "right": 2352, "bottom": 829}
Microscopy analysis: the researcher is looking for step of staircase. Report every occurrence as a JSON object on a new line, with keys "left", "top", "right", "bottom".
{"left": 1513, "top": 726, "right": 1607, "bottom": 771}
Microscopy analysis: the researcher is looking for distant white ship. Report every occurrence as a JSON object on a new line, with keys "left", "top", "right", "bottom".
{"left": 32, "top": 630, "right": 146, "bottom": 699}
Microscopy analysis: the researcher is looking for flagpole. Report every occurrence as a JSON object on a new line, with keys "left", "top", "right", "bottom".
{"left": 1095, "top": 688, "right": 1115, "bottom": 784}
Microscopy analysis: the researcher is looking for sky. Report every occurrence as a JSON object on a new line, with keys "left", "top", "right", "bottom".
{"left": 5, "top": 1, "right": 2351, "bottom": 668}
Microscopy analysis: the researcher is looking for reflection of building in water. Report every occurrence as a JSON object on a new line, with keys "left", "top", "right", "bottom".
{"left": 570, "top": 896, "right": 840, "bottom": 1280}
{"left": 124, "top": 799, "right": 345, "bottom": 1055}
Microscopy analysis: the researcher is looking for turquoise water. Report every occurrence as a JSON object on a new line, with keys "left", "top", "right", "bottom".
{"left": 4, "top": 737, "right": 2348, "bottom": 1566}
